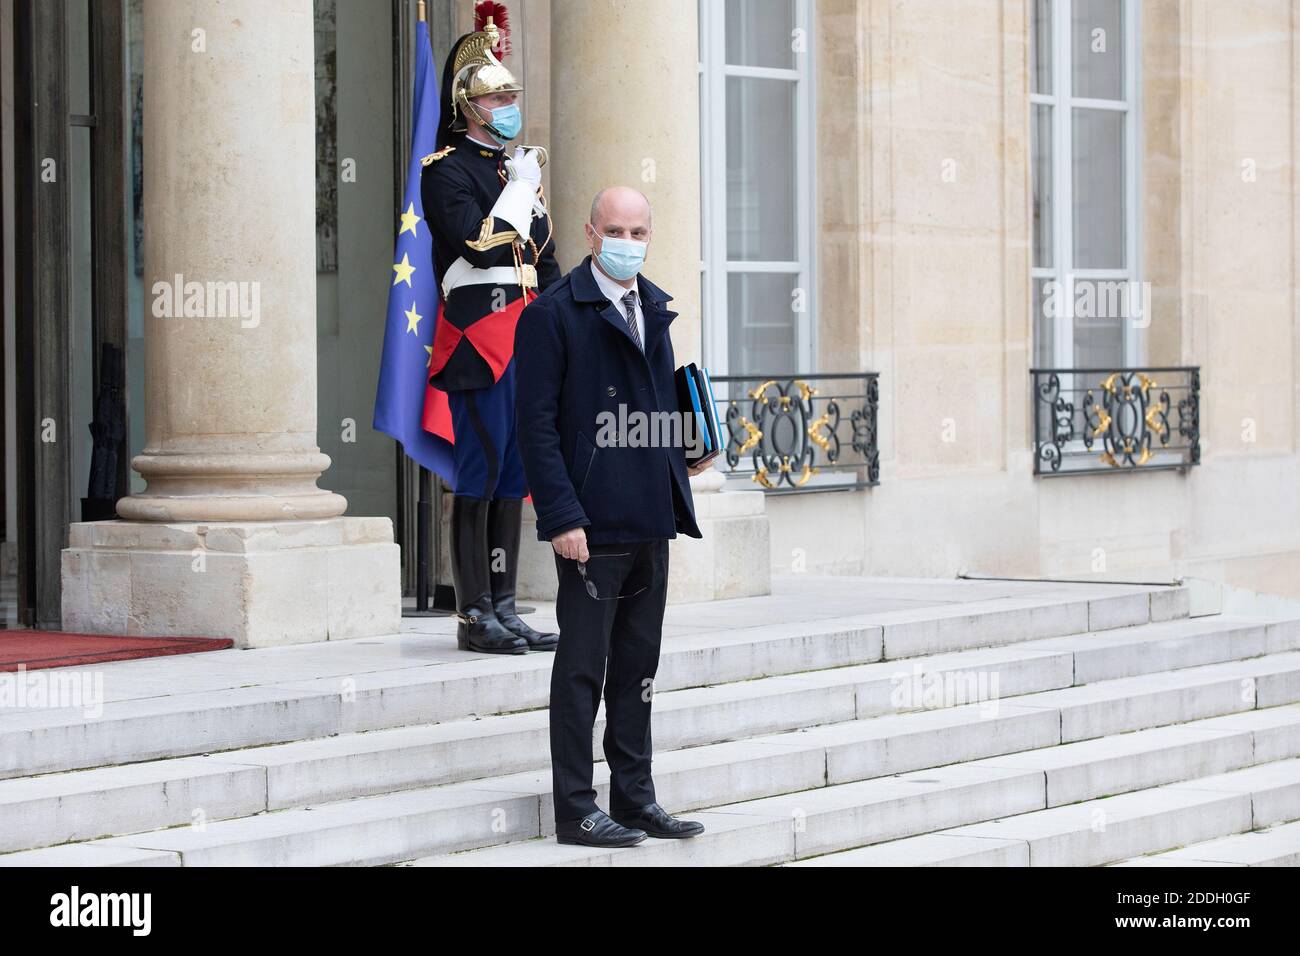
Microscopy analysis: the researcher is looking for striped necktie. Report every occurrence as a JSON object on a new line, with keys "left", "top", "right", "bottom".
{"left": 621, "top": 289, "right": 643, "bottom": 351}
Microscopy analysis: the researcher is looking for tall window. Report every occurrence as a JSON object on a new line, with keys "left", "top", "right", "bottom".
{"left": 1031, "top": 0, "right": 1140, "bottom": 369}
{"left": 699, "top": 0, "right": 815, "bottom": 375}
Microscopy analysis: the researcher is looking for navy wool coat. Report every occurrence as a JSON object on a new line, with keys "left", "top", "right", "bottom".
{"left": 514, "top": 257, "right": 702, "bottom": 546}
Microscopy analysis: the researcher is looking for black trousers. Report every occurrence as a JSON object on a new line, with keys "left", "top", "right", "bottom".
{"left": 550, "top": 538, "right": 670, "bottom": 824}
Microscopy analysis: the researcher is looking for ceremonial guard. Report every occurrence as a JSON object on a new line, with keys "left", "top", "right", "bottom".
{"left": 421, "top": 3, "right": 560, "bottom": 654}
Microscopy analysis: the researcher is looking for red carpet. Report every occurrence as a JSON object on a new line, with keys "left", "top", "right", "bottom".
{"left": 0, "top": 631, "right": 234, "bottom": 672}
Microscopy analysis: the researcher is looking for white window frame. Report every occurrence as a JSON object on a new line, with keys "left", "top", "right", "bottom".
{"left": 1030, "top": 0, "right": 1142, "bottom": 369}
{"left": 698, "top": 0, "right": 816, "bottom": 377}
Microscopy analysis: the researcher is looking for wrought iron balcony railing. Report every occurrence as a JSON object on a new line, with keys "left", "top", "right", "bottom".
{"left": 708, "top": 372, "right": 880, "bottom": 493}
{"left": 1031, "top": 367, "right": 1201, "bottom": 476}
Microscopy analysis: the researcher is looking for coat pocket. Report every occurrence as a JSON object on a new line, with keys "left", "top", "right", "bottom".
{"left": 571, "top": 431, "right": 597, "bottom": 496}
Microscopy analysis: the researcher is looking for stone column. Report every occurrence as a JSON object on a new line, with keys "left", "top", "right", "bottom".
{"left": 61, "top": 0, "right": 400, "bottom": 645}
{"left": 118, "top": 0, "right": 344, "bottom": 522}
{"left": 515, "top": 0, "right": 770, "bottom": 602}
{"left": 548, "top": 0, "right": 702, "bottom": 361}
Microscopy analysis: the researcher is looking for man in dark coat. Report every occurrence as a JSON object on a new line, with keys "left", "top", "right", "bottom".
{"left": 515, "top": 186, "right": 710, "bottom": 848}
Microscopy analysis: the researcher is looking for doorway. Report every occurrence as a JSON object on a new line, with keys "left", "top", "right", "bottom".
{"left": 6, "top": 0, "right": 130, "bottom": 628}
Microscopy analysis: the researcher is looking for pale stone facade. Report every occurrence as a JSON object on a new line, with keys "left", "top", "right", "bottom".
{"left": 59, "top": 0, "right": 1300, "bottom": 648}
{"left": 788, "top": 0, "right": 1300, "bottom": 595}
{"left": 754, "top": 0, "right": 1299, "bottom": 597}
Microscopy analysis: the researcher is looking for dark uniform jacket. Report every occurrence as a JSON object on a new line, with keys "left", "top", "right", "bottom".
{"left": 420, "top": 134, "right": 561, "bottom": 392}
{"left": 514, "top": 257, "right": 703, "bottom": 546}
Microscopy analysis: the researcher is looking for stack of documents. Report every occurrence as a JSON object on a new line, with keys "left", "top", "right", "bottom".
{"left": 674, "top": 363, "right": 723, "bottom": 467}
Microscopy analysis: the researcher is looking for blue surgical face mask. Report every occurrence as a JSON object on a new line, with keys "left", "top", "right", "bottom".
{"left": 595, "top": 235, "right": 648, "bottom": 281}
{"left": 486, "top": 103, "right": 522, "bottom": 143}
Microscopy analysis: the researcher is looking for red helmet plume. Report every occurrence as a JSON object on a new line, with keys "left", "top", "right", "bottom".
{"left": 474, "top": 2, "right": 512, "bottom": 59}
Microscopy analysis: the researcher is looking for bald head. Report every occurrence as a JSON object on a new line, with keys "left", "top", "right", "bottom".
{"left": 589, "top": 186, "right": 653, "bottom": 231}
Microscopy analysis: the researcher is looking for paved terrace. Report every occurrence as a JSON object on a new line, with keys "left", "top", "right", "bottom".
{"left": 0, "top": 575, "right": 1173, "bottom": 713}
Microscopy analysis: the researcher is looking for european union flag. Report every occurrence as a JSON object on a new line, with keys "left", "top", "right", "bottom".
{"left": 374, "top": 18, "right": 454, "bottom": 482}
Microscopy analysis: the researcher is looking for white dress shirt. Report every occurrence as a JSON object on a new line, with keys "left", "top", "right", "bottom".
{"left": 589, "top": 258, "right": 644, "bottom": 348}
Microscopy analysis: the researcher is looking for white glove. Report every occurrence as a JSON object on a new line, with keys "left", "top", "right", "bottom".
{"left": 506, "top": 146, "right": 543, "bottom": 189}
{"left": 489, "top": 180, "right": 538, "bottom": 239}
{"left": 491, "top": 147, "right": 546, "bottom": 238}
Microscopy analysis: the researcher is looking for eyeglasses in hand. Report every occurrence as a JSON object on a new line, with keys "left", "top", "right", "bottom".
{"left": 576, "top": 554, "right": 649, "bottom": 602}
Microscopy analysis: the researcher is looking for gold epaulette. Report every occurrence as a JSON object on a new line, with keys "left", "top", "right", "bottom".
{"left": 420, "top": 146, "right": 455, "bottom": 166}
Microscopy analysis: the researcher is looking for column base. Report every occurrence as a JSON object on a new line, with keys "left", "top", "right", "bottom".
{"left": 512, "top": 480, "right": 772, "bottom": 604}
{"left": 666, "top": 487, "right": 772, "bottom": 603}
{"left": 61, "top": 517, "right": 401, "bottom": 648}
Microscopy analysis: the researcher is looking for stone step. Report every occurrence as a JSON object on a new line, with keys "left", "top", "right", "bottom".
{"left": 0, "top": 843, "right": 181, "bottom": 868}
{"left": 423, "top": 700, "right": 1300, "bottom": 843}
{"left": 786, "top": 758, "right": 1300, "bottom": 867}
{"left": 0, "top": 584, "right": 1186, "bottom": 783}
{"left": 1005, "top": 649, "right": 1300, "bottom": 739}
{"left": 5, "top": 651, "right": 1298, "bottom": 866}
{"left": 0, "top": 614, "right": 879, "bottom": 783}
{"left": 3, "top": 760, "right": 1054, "bottom": 867}
{"left": 1108, "top": 818, "right": 1300, "bottom": 866}
{"left": 782, "top": 707, "right": 1300, "bottom": 867}
{"left": 0, "top": 615, "right": 1288, "bottom": 855}
{"left": 426, "top": 757, "right": 1300, "bottom": 868}
{"left": 867, "top": 584, "right": 1189, "bottom": 658}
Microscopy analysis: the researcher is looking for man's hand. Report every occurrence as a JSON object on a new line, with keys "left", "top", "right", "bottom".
{"left": 687, "top": 459, "right": 713, "bottom": 478}
{"left": 552, "top": 526, "right": 589, "bottom": 562}
{"left": 507, "top": 146, "right": 543, "bottom": 189}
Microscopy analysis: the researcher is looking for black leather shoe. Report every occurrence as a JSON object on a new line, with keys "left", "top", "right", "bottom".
{"left": 450, "top": 496, "right": 527, "bottom": 655}
{"left": 611, "top": 802, "right": 705, "bottom": 839}
{"left": 555, "top": 810, "right": 647, "bottom": 848}
{"left": 488, "top": 498, "right": 559, "bottom": 652}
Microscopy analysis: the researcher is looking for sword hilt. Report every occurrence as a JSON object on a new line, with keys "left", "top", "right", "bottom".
{"left": 520, "top": 145, "right": 548, "bottom": 168}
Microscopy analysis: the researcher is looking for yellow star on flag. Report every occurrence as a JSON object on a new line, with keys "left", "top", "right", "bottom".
{"left": 404, "top": 302, "right": 423, "bottom": 334}
{"left": 425, "top": 345, "right": 434, "bottom": 367}
{"left": 392, "top": 253, "right": 416, "bottom": 287}
{"left": 399, "top": 203, "right": 421, "bottom": 238}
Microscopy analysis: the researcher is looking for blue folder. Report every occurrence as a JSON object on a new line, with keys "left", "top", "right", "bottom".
{"left": 675, "top": 362, "right": 722, "bottom": 466}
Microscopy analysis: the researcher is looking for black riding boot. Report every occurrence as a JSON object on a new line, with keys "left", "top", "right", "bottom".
{"left": 450, "top": 495, "right": 527, "bottom": 655}
{"left": 488, "top": 497, "right": 560, "bottom": 651}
